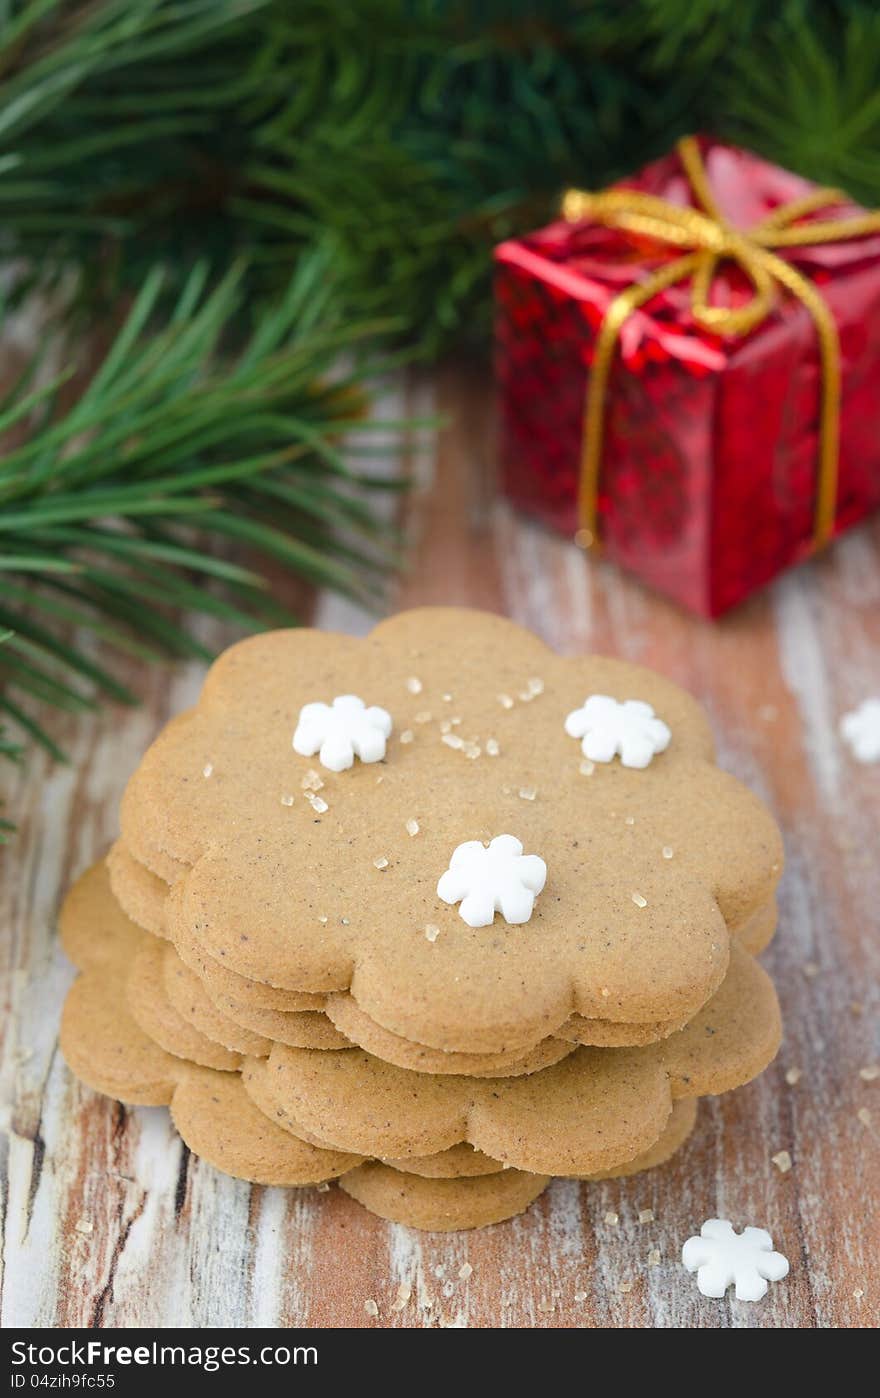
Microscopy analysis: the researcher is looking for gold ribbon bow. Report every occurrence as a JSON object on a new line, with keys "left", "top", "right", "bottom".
{"left": 563, "top": 136, "right": 880, "bottom": 551}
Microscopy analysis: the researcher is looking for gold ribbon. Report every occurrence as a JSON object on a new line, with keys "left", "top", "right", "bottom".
{"left": 563, "top": 136, "right": 880, "bottom": 551}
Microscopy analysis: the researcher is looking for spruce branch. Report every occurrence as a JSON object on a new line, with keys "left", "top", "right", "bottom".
{"left": 0, "top": 250, "right": 410, "bottom": 769}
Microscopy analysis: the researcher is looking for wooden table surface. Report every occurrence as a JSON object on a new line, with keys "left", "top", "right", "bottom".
{"left": 1, "top": 366, "right": 878, "bottom": 1329}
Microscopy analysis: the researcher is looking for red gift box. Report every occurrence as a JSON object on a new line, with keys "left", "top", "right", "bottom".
{"left": 494, "top": 136, "right": 880, "bottom": 616}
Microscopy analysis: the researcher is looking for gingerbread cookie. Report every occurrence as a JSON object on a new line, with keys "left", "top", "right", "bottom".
{"left": 112, "top": 838, "right": 778, "bottom": 1059}
{"left": 119, "top": 609, "right": 782, "bottom": 1057}
{"left": 240, "top": 941, "right": 780, "bottom": 1175}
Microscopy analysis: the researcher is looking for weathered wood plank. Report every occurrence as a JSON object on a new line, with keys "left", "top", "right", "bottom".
{"left": 1, "top": 364, "right": 877, "bottom": 1328}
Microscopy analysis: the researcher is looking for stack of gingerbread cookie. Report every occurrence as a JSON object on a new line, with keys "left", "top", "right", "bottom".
{"left": 59, "top": 608, "right": 784, "bottom": 1230}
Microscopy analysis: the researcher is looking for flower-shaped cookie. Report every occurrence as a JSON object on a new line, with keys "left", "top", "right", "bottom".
{"left": 120, "top": 609, "right": 783, "bottom": 1055}
{"left": 240, "top": 937, "right": 781, "bottom": 1175}
{"left": 437, "top": 835, "right": 547, "bottom": 927}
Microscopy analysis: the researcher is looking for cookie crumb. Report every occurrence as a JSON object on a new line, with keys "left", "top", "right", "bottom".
{"left": 375, "top": 774, "right": 384, "bottom": 784}
{"left": 406, "top": 676, "right": 422, "bottom": 694}
{"left": 202, "top": 763, "right": 213, "bottom": 779}
{"left": 442, "top": 733, "right": 463, "bottom": 750}
{"left": 632, "top": 892, "right": 647, "bottom": 908}
{"left": 316, "top": 1181, "right": 330, "bottom": 1192}
{"left": 600, "top": 986, "right": 610, "bottom": 998}
{"left": 662, "top": 846, "right": 674, "bottom": 859}
{"left": 458, "top": 1263, "right": 473, "bottom": 1280}
{"left": 301, "top": 769, "right": 324, "bottom": 791}
{"left": 573, "top": 1289, "right": 589, "bottom": 1303}
{"left": 373, "top": 856, "right": 389, "bottom": 871}
{"left": 859, "top": 1065, "right": 879, "bottom": 1081}
{"left": 624, "top": 815, "right": 635, "bottom": 826}
{"left": 341, "top": 916, "right": 350, "bottom": 925}
{"left": 802, "top": 960, "right": 820, "bottom": 978}
{"left": 527, "top": 677, "right": 544, "bottom": 697}
{"left": 857, "top": 1107, "right": 872, "bottom": 1126}
{"left": 771, "top": 1150, "right": 793, "bottom": 1173}
{"left": 463, "top": 742, "right": 481, "bottom": 759}
{"left": 364, "top": 1299, "right": 379, "bottom": 1318}
{"left": 537, "top": 1297, "right": 555, "bottom": 1313}
{"left": 306, "top": 793, "right": 328, "bottom": 814}
{"left": 638, "top": 1208, "right": 654, "bottom": 1224}
{"left": 280, "top": 793, "right": 295, "bottom": 807}
{"left": 441, "top": 692, "right": 453, "bottom": 703}
{"left": 415, "top": 710, "right": 432, "bottom": 724}
{"left": 603, "top": 1210, "right": 619, "bottom": 1225}
{"left": 390, "top": 1283, "right": 411, "bottom": 1313}
{"left": 405, "top": 817, "right": 420, "bottom": 836}
{"left": 518, "top": 786, "right": 537, "bottom": 801}
{"left": 758, "top": 704, "right": 778, "bottom": 722}
{"left": 74, "top": 1219, "right": 93, "bottom": 1235}
{"left": 579, "top": 758, "right": 595, "bottom": 776}
{"left": 485, "top": 738, "right": 500, "bottom": 756}
{"left": 647, "top": 1249, "right": 661, "bottom": 1266}
{"left": 318, "top": 915, "right": 328, "bottom": 924}
{"left": 497, "top": 693, "right": 514, "bottom": 709}
{"left": 424, "top": 923, "right": 440, "bottom": 943}
{"left": 399, "top": 729, "right": 414, "bottom": 744}
{"left": 853, "top": 1288, "right": 865, "bottom": 1301}
{"left": 851, "top": 1001, "right": 864, "bottom": 1016}
{"left": 617, "top": 1279, "right": 634, "bottom": 1294}
{"left": 785, "top": 1067, "right": 802, "bottom": 1085}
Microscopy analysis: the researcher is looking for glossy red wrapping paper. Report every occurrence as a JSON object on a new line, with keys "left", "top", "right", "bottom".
{"left": 494, "top": 139, "right": 880, "bottom": 616}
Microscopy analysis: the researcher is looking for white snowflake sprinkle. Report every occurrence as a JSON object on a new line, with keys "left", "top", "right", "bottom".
{"left": 293, "top": 695, "right": 392, "bottom": 772}
{"left": 437, "top": 834, "right": 547, "bottom": 928}
{"left": 565, "top": 695, "right": 671, "bottom": 769}
{"left": 840, "top": 698, "right": 880, "bottom": 763}
{"left": 682, "top": 1219, "right": 789, "bottom": 1302}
